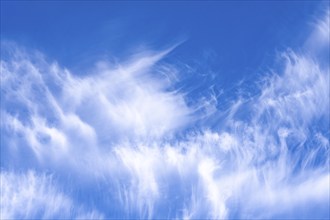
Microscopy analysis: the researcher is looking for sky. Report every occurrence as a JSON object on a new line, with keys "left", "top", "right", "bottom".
{"left": 0, "top": 1, "right": 329, "bottom": 219}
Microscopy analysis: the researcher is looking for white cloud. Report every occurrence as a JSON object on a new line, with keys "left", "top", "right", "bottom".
{"left": 1, "top": 44, "right": 192, "bottom": 174}
{"left": 0, "top": 171, "right": 103, "bottom": 219}
{"left": 0, "top": 9, "right": 329, "bottom": 220}
{"left": 305, "top": 9, "right": 330, "bottom": 58}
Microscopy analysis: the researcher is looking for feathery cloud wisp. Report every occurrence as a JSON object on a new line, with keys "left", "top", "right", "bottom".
{"left": 1, "top": 9, "right": 329, "bottom": 220}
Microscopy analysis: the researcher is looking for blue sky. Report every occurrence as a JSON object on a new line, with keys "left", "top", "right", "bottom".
{"left": 1, "top": 1, "right": 329, "bottom": 219}
{"left": 1, "top": 1, "right": 323, "bottom": 76}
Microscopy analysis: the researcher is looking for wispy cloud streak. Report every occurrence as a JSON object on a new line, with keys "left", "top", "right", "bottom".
{"left": 1, "top": 9, "right": 329, "bottom": 220}
{"left": 0, "top": 171, "right": 103, "bottom": 219}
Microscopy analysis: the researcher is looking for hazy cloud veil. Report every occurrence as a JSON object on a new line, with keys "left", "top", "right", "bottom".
{"left": 1, "top": 7, "right": 329, "bottom": 220}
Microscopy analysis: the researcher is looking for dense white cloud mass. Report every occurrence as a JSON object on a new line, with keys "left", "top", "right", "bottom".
{"left": 1, "top": 10, "right": 329, "bottom": 220}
